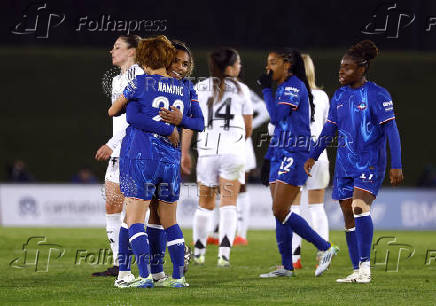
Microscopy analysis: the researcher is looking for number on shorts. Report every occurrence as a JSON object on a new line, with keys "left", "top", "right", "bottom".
{"left": 280, "top": 157, "right": 294, "bottom": 172}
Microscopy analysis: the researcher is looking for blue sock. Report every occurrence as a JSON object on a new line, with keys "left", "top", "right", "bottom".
{"left": 284, "top": 211, "right": 330, "bottom": 251}
{"left": 275, "top": 218, "right": 293, "bottom": 271}
{"left": 128, "top": 223, "right": 150, "bottom": 278}
{"left": 345, "top": 228, "right": 360, "bottom": 270}
{"left": 165, "top": 224, "right": 185, "bottom": 279}
{"left": 118, "top": 223, "right": 132, "bottom": 271}
{"left": 354, "top": 213, "right": 373, "bottom": 263}
{"left": 146, "top": 225, "right": 166, "bottom": 275}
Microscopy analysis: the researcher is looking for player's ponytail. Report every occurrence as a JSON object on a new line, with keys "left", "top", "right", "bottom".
{"left": 209, "top": 48, "right": 241, "bottom": 102}
{"left": 272, "top": 48, "right": 315, "bottom": 122}
{"left": 345, "top": 40, "right": 379, "bottom": 74}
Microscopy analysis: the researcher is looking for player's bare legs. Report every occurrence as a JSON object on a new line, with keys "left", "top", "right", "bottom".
{"left": 193, "top": 184, "right": 216, "bottom": 263}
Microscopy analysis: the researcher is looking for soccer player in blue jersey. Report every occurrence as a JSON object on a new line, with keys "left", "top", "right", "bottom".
{"left": 144, "top": 39, "right": 196, "bottom": 284}
{"left": 108, "top": 35, "right": 204, "bottom": 288}
{"left": 304, "top": 40, "right": 404, "bottom": 283}
{"left": 257, "top": 48, "right": 339, "bottom": 278}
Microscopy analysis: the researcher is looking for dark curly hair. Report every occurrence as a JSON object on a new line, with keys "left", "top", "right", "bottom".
{"left": 345, "top": 40, "right": 379, "bottom": 74}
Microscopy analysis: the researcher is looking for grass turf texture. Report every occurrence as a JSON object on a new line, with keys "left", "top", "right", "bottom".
{"left": 0, "top": 228, "right": 435, "bottom": 305}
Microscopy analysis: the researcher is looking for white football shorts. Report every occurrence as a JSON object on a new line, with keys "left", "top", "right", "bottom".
{"left": 306, "top": 160, "right": 330, "bottom": 190}
{"left": 105, "top": 157, "right": 120, "bottom": 184}
{"left": 197, "top": 154, "right": 245, "bottom": 187}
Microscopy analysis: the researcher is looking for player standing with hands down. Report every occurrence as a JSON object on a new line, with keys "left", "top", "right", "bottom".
{"left": 94, "top": 35, "right": 143, "bottom": 277}
{"left": 305, "top": 40, "right": 403, "bottom": 283}
{"left": 184, "top": 48, "right": 253, "bottom": 267}
{"left": 257, "top": 48, "right": 338, "bottom": 278}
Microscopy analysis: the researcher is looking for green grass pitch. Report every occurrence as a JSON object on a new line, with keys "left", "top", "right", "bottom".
{"left": 0, "top": 228, "right": 435, "bottom": 305}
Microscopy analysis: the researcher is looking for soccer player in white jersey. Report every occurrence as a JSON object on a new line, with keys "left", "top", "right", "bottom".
{"left": 206, "top": 89, "right": 268, "bottom": 247}
{"left": 289, "top": 54, "right": 331, "bottom": 269}
{"left": 94, "top": 35, "right": 143, "bottom": 277}
{"left": 182, "top": 48, "right": 253, "bottom": 266}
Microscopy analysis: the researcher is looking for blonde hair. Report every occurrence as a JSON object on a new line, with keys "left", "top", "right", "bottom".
{"left": 301, "top": 53, "right": 320, "bottom": 90}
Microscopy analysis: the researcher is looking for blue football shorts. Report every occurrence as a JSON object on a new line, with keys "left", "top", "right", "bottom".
{"left": 119, "top": 157, "right": 180, "bottom": 203}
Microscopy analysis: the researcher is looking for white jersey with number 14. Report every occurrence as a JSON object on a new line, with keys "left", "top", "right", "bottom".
{"left": 195, "top": 77, "right": 253, "bottom": 156}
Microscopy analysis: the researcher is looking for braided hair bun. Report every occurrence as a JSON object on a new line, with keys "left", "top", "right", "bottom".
{"left": 346, "top": 40, "right": 379, "bottom": 72}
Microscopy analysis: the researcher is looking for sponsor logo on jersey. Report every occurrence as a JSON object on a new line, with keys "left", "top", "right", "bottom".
{"left": 383, "top": 100, "right": 394, "bottom": 111}
{"left": 283, "top": 86, "right": 299, "bottom": 97}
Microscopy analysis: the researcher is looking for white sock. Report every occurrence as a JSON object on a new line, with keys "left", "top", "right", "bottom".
{"left": 309, "top": 203, "right": 329, "bottom": 241}
{"left": 218, "top": 206, "right": 237, "bottom": 259}
{"left": 193, "top": 207, "right": 214, "bottom": 256}
{"left": 211, "top": 202, "right": 220, "bottom": 239}
{"left": 106, "top": 213, "right": 122, "bottom": 266}
{"left": 237, "top": 192, "right": 250, "bottom": 239}
{"left": 291, "top": 206, "right": 302, "bottom": 263}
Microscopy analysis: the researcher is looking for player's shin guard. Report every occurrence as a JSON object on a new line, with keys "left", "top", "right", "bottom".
{"left": 106, "top": 213, "right": 121, "bottom": 266}
{"left": 237, "top": 192, "right": 250, "bottom": 239}
{"left": 146, "top": 224, "right": 166, "bottom": 277}
{"left": 165, "top": 224, "right": 185, "bottom": 279}
{"left": 290, "top": 206, "right": 301, "bottom": 263}
{"left": 128, "top": 223, "right": 150, "bottom": 278}
{"left": 276, "top": 218, "right": 293, "bottom": 271}
{"left": 284, "top": 211, "right": 330, "bottom": 251}
{"left": 309, "top": 203, "right": 329, "bottom": 242}
{"left": 218, "top": 206, "right": 237, "bottom": 259}
{"left": 193, "top": 207, "right": 213, "bottom": 256}
{"left": 354, "top": 212, "right": 373, "bottom": 263}
{"left": 118, "top": 223, "right": 132, "bottom": 277}
{"left": 345, "top": 227, "right": 360, "bottom": 270}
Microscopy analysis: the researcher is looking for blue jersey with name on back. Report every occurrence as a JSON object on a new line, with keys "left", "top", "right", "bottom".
{"left": 120, "top": 74, "right": 193, "bottom": 163}
{"left": 327, "top": 81, "right": 396, "bottom": 177}
{"left": 271, "top": 75, "right": 311, "bottom": 152}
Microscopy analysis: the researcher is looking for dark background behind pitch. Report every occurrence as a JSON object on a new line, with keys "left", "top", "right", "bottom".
{"left": 1, "top": 0, "right": 435, "bottom": 184}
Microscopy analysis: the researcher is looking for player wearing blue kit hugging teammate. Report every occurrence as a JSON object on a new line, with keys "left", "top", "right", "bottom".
{"left": 108, "top": 35, "right": 204, "bottom": 288}
{"left": 258, "top": 48, "right": 339, "bottom": 278}
{"left": 305, "top": 40, "right": 403, "bottom": 283}
{"left": 144, "top": 40, "right": 197, "bottom": 285}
